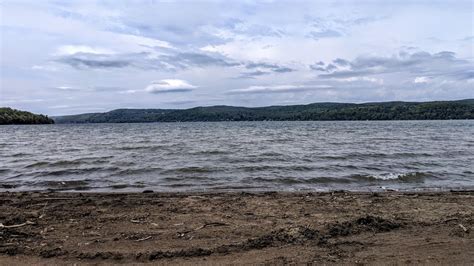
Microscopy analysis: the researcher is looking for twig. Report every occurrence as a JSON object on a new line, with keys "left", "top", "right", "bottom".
{"left": 0, "top": 221, "right": 36, "bottom": 229}
{"left": 135, "top": 236, "right": 152, "bottom": 242}
{"left": 194, "top": 222, "right": 229, "bottom": 231}
{"left": 178, "top": 222, "right": 230, "bottom": 236}
{"left": 442, "top": 218, "right": 459, "bottom": 224}
{"left": 459, "top": 224, "right": 468, "bottom": 232}
{"left": 39, "top": 202, "right": 48, "bottom": 219}
{"left": 450, "top": 190, "right": 474, "bottom": 193}
{"left": 39, "top": 198, "right": 76, "bottom": 200}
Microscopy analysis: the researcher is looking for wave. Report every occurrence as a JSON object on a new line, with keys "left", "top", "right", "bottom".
{"left": 238, "top": 165, "right": 316, "bottom": 172}
{"left": 250, "top": 172, "right": 430, "bottom": 185}
{"left": 33, "top": 167, "right": 120, "bottom": 177}
{"left": 0, "top": 168, "right": 11, "bottom": 174}
{"left": 162, "top": 166, "right": 215, "bottom": 174}
{"left": 112, "top": 167, "right": 163, "bottom": 176}
{"left": 350, "top": 172, "right": 429, "bottom": 182}
{"left": 0, "top": 183, "right": 20, "bottom": 189}
{"left": 34, "top": 179, "right": 92, "bottom": 190}
{"left": 114, "top": 144, "right": 178, "bottom": 151}
{"left": 316, "top": 152, "right": 435, "bottom": 161}
{"left": 11, "top": 153, "right": 32, "bottom": 157}
{"left": 108, "top": 183, "right": 146, "bottom": 189}
{"left": 25, "top": 160, "right": 82, "bottom": 168}
{"left": 25, "top": 157, "right": 113, "bottom": 169}
{"left": 114, "top": 145, "right": 151, "bottom": 151}
{"left": 258, "top": 152, "right": 285, "bottom": 157}
{"left": 190, "top": 150, "right": 230, "bottom": 155}
{"left": 251, "top": 177, "right": 354, "bottom": 184}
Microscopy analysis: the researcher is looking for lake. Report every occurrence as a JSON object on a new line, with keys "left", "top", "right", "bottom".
{"left": 1, "top": 120, "right": 473, "bottom": 192}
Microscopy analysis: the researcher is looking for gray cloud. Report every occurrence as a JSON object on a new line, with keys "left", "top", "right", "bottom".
{"left": 333, "top": 58, "right": 350, "bottom": 66}
{"left": 246, "top": 62, "right": 279, "bottom": 69}
{"left": 318, "top": 50, "right": 472, "bottom": 80}
{"left": 310, "top": 65, "right": 326, "bottom": 71}
{"left": 57, "top": 54, "right": 131, "bottom": 69}
{"left": 220, "top": 19, "right": 285, "bottom": 39}
{"left": 160, "top": 52, "right": 240, "bottom": 69}
{"left": 461, "top": 36, "right": 474, "bottom": 41}
{"left": 318, "top": 69, "right": 373, "bottom": 78}
{"left": 56, "top": 50, "right": 239, "bottom": 71}
{"left": 273, "top": 67, "right": 293, "bottom": 73}
{"left": 228, "top": 84, "right": 332, "bottom": 94}
{"left": 310, "top": 62, "right": 338, "bottom": 72}
{"left": 55, "top": 49, "right": 298, "bottom": 80}
{"left": 165, "top": 100, "right": 198, "bottom": 105}
{"left": 91, "top": 86, "right": 129, "bottom": 92}
{"left": 242, "top": 61, "right": 294, "bottom": 77}
{"left": 307, "top": 29, "right": 342, "bottom": 40}
{"left": 305, "top": 15, "right": 382, "bottom": 41}
{"left": 52, "top": 86, "right": 78, "bottom": 91}
{"left": 238, "top": 70, "right": 270, "bottom": 79}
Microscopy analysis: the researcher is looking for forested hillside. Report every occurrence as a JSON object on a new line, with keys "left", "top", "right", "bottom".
{"left": 53, "top": 99, "right": 474, "bottom": 123}
{"left": 0, "top": 108, "right": 54, "bottom": 125}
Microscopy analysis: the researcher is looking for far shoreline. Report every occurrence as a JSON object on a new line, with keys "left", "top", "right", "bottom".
{"left": 1, "top": 118, "right": 473, "bottom": 126}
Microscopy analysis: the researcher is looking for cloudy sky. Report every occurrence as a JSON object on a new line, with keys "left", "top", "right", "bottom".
{"left": 1, "top": 0, "right": 473, "bottom": 115}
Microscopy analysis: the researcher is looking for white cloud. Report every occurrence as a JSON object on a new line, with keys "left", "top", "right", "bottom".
{"left": 56, "top": 45, "right": 115, "bottom": 56}
{"left": 229, "top": 84, "right": 332, "bottom": 94}
{"left": 119, "top": 89, "right": 140, "bottom": 94}
{"left": 340, "top": 77, "right": 384, "bottom": 85}
{"left": 32, "top": 65, "right": 58, "bottom": 71}
{"left": 114, "top": 34, "right": 173, "bottom": 50}
{"left": 144, "top": 79, "right": 197, "bottom": 94}
{"left": 414, "top": 76, "right": 431, "bottom": 84}
{"left": 2, "top": 99, "right": 45, "bottom": 104}
{"left": 55, "top": 86, "right": 78, "bottom": 91}
{"left": 50, "top": 105, "right": 71, "bottom": 109}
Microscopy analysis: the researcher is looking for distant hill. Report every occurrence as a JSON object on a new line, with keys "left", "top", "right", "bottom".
{"left": 0, "top": 107, "right": 54, "bottom": 125}
{"left": 53, "top": 99, "right": 474, "bottom": 124}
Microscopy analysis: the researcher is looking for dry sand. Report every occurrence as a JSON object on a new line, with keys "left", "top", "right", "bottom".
{"left": 0, "top": 191, "right": 473, "bottom": 265}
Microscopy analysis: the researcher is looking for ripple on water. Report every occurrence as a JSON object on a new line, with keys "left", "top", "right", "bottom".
{"left": 112, "top": 167, "right": 163, "bottom": 176}
{"left": 1, "top": 121, "right": 473, "bottom": 192}
{"left": 348, "top": 172, "right": 431, "bottom": 182}
{"left": 36, "top": 180, "right": 92, "bottom": 191}
{"left": 161, "top": 166, "right": 216, "bottom": 174}
{"left": 0, "top": 169, "right": 11, "bottom": 174}
{"left": 32, "top": 167, "right": 120, "bottom": 177}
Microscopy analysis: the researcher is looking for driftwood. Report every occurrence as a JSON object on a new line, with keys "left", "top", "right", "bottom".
{"left": 458, "top": 224, "right": 469, "bottom": 232}
{"left": 194, "top": 222, "right": 229, "bottom": 231}
{"left": 0, "top": 221, "right": 36, "bottom": 229}
{"left": 135, "top": 236, "right": 152, "bottom": 242}
{"left": 178, "top": 222, "right": 229, "bottom": 237}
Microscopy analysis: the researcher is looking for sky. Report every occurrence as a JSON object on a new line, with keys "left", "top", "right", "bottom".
{"left": 1, "top": 0, "right": 473, "bottom": 115}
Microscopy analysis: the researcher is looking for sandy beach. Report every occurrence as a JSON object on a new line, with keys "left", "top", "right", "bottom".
{"left": 0, "top": 191, "right": 473, "bottom": 265}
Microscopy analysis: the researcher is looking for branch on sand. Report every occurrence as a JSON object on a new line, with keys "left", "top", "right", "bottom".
{"left": 0, "top": 220, "right": 36, "bottom": 229}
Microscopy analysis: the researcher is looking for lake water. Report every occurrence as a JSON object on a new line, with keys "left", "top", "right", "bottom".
{"left": 1, "top": 121, "right": 473, "bottom": 192}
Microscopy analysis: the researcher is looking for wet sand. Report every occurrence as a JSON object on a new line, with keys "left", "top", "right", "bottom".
{"left": 0, "top": 191, "right": 473, "bottom": 265}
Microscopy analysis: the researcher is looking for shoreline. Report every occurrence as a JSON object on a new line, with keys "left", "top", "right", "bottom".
{"left": 2, "top": 185, "right": 474, "bottom": 194}
{"left": 1, "top": 191, "right": 473, "bottom": 264}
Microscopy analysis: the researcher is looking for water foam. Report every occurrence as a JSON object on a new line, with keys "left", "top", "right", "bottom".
{"left": 371, "top": 172, "right": 427, "bottom": 181}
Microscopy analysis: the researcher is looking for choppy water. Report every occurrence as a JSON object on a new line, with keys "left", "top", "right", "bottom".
{"left": 1, "top": 121, "right": 473, "bottom": 192}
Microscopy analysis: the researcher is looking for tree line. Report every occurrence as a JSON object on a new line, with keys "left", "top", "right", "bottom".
{"left": 53, "top": 99, "right": 474, "bottom": 123}
{"left": 0, "top": 107, "right": 54, "bottom": 124}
